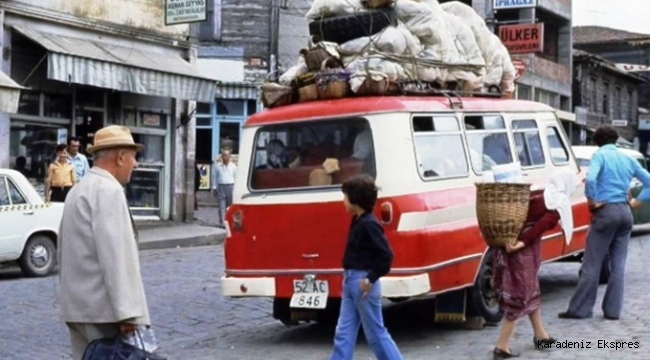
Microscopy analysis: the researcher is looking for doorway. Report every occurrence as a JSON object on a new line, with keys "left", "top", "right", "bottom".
{"left": 75, "top": 110, "right": 104, "bottom": 164}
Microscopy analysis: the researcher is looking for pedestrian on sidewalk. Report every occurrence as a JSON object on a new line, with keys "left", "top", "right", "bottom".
{"left": 492, "top": 169, "right": 578, "bottom": 359}
{"left": 559, "top": 126, "right": 650, "bottom": 321}
{"left": 212, "top": 149, "right": 237, "bottom": 227}
{"left": 67, "top": 137, "right": 90, "bottom": 182}
{"left": 329, "top": 174, "right": 403, "bottom": 360}
{"left": 58, "top": 125, "right": 151, "bottom": 360}
{"left": 45, "top": 144, "right": 76, "bottom": 203}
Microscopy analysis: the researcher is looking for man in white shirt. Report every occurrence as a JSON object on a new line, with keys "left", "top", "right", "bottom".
{"left": 67, "top": 137, "right": 90, "bottom": 183}
{"left": 212, "top": 149, "right": 237, "bottom": 228}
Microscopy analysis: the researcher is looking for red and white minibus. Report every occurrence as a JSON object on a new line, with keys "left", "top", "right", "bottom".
{"left": 220, "top": 94, "right": 593, "bottom": 326}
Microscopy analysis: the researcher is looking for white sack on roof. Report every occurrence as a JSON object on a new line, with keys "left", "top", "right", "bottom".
{"left": 346, "top": 57, "right": 407, "bottom": 92}
{"left": 306, "top": 0, "right": 364, "bottom": 21}
{"left": 338, "top": 24, "right": 421, "bottom": 57}
{"left": 395, "top": 0, "right": 460, "bottom": 64}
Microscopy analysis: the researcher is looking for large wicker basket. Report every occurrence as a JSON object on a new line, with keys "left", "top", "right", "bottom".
{"left": 475, "top": 183, "right": 531, "bottom": 247}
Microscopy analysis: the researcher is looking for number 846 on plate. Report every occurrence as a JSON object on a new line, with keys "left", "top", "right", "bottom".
{"left": 289, "top": 279, "right": 329, "bottom": 309}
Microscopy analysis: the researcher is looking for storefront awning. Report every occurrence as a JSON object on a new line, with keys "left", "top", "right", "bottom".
{"left": 0, "top": 69, "right": 25, "bottom": 114}
{"left": 12, "top": 26, "right": 218, "bottom": 102}
{"left": 215, "top": 82, "right": 260, "bottom": 100}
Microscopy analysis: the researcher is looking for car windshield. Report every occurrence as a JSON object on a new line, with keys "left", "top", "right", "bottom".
{"left": 249, "top": 118, "right": 376, "bottom": 190}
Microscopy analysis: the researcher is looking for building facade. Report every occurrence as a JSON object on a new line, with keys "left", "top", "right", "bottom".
{"left": 572, "top": 49, "right": 643, "bottom": 144}
{"left": 0, "top": 0, "right": 217, "bottom": 221}
{"left": 574, "top": 26, "right": 650, "bottom": 154}
{"left": 190, "top": 0, "right": 273, "bottom": 192}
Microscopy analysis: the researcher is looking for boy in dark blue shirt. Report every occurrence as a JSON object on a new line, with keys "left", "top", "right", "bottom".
{"left": 329, "top": 174, "right": 403, "bottom": 360}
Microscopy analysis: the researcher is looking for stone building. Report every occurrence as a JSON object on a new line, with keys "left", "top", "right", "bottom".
{"left": 278, "top": 0, "right": 576, "bottom": 133}
{"left": 0, "top": 0, "right": 218, "bottom": 222}
{"left": 572, "top": 49, "right": 645, "bottom": 144}
{"left": 190, "top": 0, "right": 277, "bottom": 196}
{"left": 573, "top": 25, "right": 650, "bottom": 154}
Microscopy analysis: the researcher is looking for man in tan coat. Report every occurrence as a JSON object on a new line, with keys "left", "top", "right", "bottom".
{"left": 58, "top": 125, "right": 150, "bottom": 360}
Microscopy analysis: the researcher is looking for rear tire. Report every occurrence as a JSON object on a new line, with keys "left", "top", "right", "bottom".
{"left": 19, "top": 235, "right": 56, "bottom": 277}
{"left": 467, "top": 249, "right": 503, "bottom": 324}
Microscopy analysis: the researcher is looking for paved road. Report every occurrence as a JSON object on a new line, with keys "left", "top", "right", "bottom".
{"left": 1, "top": 236, "right": 648, "bottom": 360}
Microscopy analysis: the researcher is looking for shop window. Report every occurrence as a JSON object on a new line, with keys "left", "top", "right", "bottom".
{"left": 196, "top": 117, "right": 211, "bottom": 127}
{"left": 547, "top": 127, "right": 570, "bottom": 164}
{"left": 516, "top": 84, "right": 532, "bottom": 100}
{"left": 602, "top": 82, "right": 610, "bottom": 116}
{"left": 132, "top": 134, "right": 165, "bottom": 164}
{"left": 43, "top": 92, "right": 72, "bottom": 119}
{"left": 18, "top": 90, "right": 40, "bottom": 116}
{"left": 614, "top": 87, "right": 622, "bottom": 119}
{"left": 124, "top": 109, "right": 137, "bottom": 127}
{"left": 10, "top": 122, "right": 67, "bottom": 182}
{"left": 220, "top": 122, "right": 240, "bottom": 154}
{"left": 250, "top": 118, "right": 375, "bottom": 190}
{"left": 125, "top": 168, "right": 161, "bottom": 214}
{"left": 247, "top": 100, "right": 258, "bottom": 116}
{"left": 197, "top": 102, "right": 212, "bottom": 115}
{"left": 465, "top": 115, "right": 513, "bottom": 172}
{"left": 412, "top": 115, "right": 468, "bottom": 179}
{"left": 590, "top": 77, "right": 598, "bottom": 112}
{"left": 216, "top": 100, "right": 245, "bottom": 116}
{"left": 513, "top": 120, "right": 545, "bottom": 167}
{"left": 196, "top": 128, "right": 213, "bottom": 162}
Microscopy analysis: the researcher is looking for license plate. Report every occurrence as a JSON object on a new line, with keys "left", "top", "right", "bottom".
{"left": 289, "top": 279, "right": 329, "bottom": 309}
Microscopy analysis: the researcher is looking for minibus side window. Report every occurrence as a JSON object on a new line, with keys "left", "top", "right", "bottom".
{"left": 411, "top": 115, "right": 469, "bottom": 179}
{"left": 248, "top": 118, "right": 377, "bottom": 191}
{"left": 512, "top": 120, "right": 545, "bottom": 168}
{"left": 464, "top": 115, "right": 513, "bottom": 173}
{"left": 546, "top": 126, "right": 570, "bottom": 164}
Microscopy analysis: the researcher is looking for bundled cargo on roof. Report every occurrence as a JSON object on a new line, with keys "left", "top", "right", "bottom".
{"left": 262, "top": 0, "right": 518, "bottom": 108}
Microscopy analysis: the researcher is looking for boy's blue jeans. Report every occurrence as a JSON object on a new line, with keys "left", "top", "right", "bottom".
{"left": 329, "top": 270, "right": 403, "bottom": 360}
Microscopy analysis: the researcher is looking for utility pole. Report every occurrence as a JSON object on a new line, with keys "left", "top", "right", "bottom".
{"left": 269, "top": 0, "right": 280, "bottom": 81}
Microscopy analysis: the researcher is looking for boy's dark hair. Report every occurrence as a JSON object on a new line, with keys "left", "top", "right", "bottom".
{"left": 593, "top": 126, "right": 619, "bottom": 147}
{"left": 56, "top": 144, "right": 68, "bottom": 153}
{"left": 342, "top": 174, "right": 378, "bottom": 213}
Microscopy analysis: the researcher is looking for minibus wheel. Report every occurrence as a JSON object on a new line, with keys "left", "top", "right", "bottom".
{"left": 468, "top": 249, "right": 503, "bottom": 324}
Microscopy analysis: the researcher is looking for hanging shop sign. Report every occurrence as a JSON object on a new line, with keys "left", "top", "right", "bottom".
{"left": 165, "top": 0, "right": 207, "bottom": 25}
{"left": 499, "top": 23, "right": 544, "bottom": 54}
{"left": 493, "top": 0, "right": 537, "bottom": 10}
{"left": 512, "top": 59, "right": 527, "bottom": 80}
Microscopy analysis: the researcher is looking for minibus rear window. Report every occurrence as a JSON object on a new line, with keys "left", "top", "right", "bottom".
{"left": 249, "top": 118, "right": 376, "bottom": 191}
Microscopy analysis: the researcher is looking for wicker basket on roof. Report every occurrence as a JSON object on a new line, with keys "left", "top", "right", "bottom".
{"left": 475, "top": 183, "right": 531, "bottom": 247}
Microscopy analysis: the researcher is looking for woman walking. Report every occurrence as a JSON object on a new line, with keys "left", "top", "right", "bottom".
{"left": 492, "top": 169, "right": 578, "bottom": 359}
{"left": 45, "top": 144, "right": 76, "bottom": 203}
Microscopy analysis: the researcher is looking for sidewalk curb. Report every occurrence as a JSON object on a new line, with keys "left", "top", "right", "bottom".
{"left": 139, "top": 231, "right": 227, "bottom": 251}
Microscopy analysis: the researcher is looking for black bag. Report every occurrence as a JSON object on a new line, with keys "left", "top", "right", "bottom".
{"left": 82, "top": 333, "right": 167, "bottom": 360}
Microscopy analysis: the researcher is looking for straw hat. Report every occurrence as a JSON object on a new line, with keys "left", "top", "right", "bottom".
{"left": 86, "top": 125, "right": 144, "bottom": 154}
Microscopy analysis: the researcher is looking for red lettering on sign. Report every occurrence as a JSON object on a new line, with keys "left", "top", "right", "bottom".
{"left": 498, "top": 23, "right": 544, "bottom": 54}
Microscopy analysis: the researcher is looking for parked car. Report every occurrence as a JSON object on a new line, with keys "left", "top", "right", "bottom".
{"left": 572, "top": 145, "right": 650, "bottom": 230}
{"left": 0, "top": 169, "right": 64, "bottom": 276}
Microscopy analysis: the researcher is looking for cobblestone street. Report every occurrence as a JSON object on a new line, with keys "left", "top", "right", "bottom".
{"left": 0, "top": 233, "right": 648, "bottom": 359}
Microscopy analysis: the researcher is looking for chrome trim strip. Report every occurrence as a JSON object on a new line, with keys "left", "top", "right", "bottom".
{"left": 225, "top": 253, "right": 484, "bottom": 277}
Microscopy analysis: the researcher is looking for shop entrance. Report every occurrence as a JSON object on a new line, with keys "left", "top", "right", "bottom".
{"left": 75, "top": 109, "right": 104, "bottom": 164}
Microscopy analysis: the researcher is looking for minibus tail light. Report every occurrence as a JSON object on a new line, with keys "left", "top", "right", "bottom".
{"left": 233, "top": 209, "right": 244, "bottom": 231}
{"left": 379, "top": 202, "right": 393, "bottom": 224}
